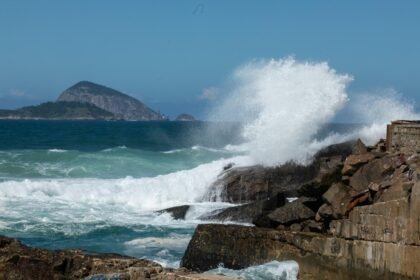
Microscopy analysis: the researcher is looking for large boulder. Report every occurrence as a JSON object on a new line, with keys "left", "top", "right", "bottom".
{"left": 321, "top": 182, "right": 355, "bottom": 219}
{"left": 254, "top": 197, "right": 320, "bottom": 228}
{"left": 342, "top": 153, "right": 377, "bottom": 176}
{"left": 207, "top": 142, "right": 354, "bottom": 204}
{"left": 349, "top": 156, "right": 395, "bottom": 192}
{"left": 266, "top": 197, "right": 317, "bottom": 225}
{"left": 206, "top": 164, "right": 315, "bottom": 203}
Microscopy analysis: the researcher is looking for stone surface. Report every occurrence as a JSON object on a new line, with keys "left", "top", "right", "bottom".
{"left": 181, "top": 224, "right": 419, "bottom": 279}
{"left": 387, "top": 121, "right": 420, "bottom": 152}
{"left": 352, "top": 139, "right": 368, "bottom": 155}
{"left": 349, "top": 156, "right": 395, "bottom": 192}
{"left": 0, "top": 236, "right": 238, "bottom": 280}
{"left": 342, "top": 153, "right": 376, "bottom": 175}
{"left": 321, "top": 182, "right": 354, "bottom": 218}
{"left": 265, "top": 197, "right": 317, "bottom": 225}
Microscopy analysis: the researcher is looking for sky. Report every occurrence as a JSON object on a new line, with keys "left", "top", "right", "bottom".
{"left": 0, "top": 1, "right": 419, "bottom": 119}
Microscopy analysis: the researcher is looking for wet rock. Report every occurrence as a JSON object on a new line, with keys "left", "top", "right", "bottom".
{"left": 206, "top": 164, "right": 314, "bottom": 203}
{"left": 207, "top": 142, "right": 354, "bottom": 204}
{"left": 156, "top": 205, "right": 190, "bottom": 220}
{"left": 204, "top": 193, "right": 285, "bottom": 223}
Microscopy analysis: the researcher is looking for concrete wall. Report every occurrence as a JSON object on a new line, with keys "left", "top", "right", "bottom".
{"left": 387, "top": 121, "right": 420, "bottom": 152}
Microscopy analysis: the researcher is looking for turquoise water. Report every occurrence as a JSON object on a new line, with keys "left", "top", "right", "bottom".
{"left": 0, "top": 120, "right": 243, "bottom": 267}
{"left": 0, "top": 120, "right": 359, "bottom": 268}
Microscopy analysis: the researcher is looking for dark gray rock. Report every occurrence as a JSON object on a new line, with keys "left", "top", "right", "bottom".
{"left": 267, "top": 198, "right": 316, "bottom": 225}
{"left": 203, "top": 193, "right": 285, "bottom": 223}
{"left": 207, "top": 142, "right": 353, "bottom": 204}
{"left": 156, "top": 205, "right": 190, "bottom": 220}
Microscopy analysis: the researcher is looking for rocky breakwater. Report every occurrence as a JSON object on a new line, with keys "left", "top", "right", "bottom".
{"left": 0, "top": 236, "right": 238, "bottom": 280}
{"left": 182, "top": 139, "right": 420, "bottom": 279}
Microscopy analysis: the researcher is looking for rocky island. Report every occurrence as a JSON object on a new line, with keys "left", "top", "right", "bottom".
{"left": 0, "top": 81, "right": 168, "bottom": 121}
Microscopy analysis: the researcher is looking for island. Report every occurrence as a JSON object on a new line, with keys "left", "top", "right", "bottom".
{"left": 0, "top": 81, "right": 169, "bottom": 121}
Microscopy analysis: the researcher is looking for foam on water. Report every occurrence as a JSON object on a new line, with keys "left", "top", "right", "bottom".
{"left": 207, "top": 260, "right": 299, "bottom": 280}
{"left": 0, "top": 156, "right": 250, "bottom": 211}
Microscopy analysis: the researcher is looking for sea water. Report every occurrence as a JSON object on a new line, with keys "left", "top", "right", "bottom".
{"left": 0, "top": 120, "right": 247, "bottom": 268}
{"left": 0, "top": 120, "right": 358, "bottom": 271}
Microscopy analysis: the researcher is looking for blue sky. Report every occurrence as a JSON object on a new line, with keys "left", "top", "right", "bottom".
{"left": 0, "top": 1, "right": 419, "bottom": 119}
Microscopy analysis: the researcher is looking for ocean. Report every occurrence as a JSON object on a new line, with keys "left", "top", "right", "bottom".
{"left": 0, "top": 120, "right": 362, "bottom": 277}
{"left": 0, "top": 120, "right": 248, "bottom": 267}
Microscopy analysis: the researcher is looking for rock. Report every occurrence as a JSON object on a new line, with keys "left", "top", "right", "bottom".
{"left": 352, "top": 139, "right": 368, "bottom": 155}
{"left": 349, "top": 156, "right": 395, "bottom": 192}
{"left": 0, "top": 235, "right": 162, "bottom": 279}
{"left": 316, "top": 203, "right": 333, "bottom": 221}
{"left": 289, "top": 223, "right": 302, "bottom": 232}
{"left": 265, "top": 197, "right": 317, "bottom": 226}
{"left": 0, "top": 235, "right": 239, "bottom": 280}
{"left": 342, "top": 153, "right": 376, "bottom": 176}
{"left": 376, "top": 165, "right": 413, "bottom": 202}
{"left": 297, "top": 155, "right": 344, "bottom": 198}
{"left": 175, "top": 114, "right": 196, "bottom": 121}
{"left": 181, "top": 224, "right": 420, "bottom": 279}
{"left": 204, "top": 193, "right": 285, "bottom": 223}
{"left": 156, "top": 205, "right": 190, "bottom": 220}
{"left": 57, "top": 81, "right": 168, "bottom": 121}
{"left": 207, "top": 142, "right": 354, "bottom": 204}
{"left": 368, "top": 182, "right": 380, "bottom": 192}
{"left": 322, "top": 182, "right": 354, "bottom": 219}
{"left": 302, "top": 220, "right": 324, "bottom": 233}
{"left": 206, "top": 164, "right": 314, "bottom": 203}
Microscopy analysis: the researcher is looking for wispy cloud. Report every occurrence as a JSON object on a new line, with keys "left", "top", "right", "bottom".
{"left": 199, "top": 87, "right": 219, "bottom": 101}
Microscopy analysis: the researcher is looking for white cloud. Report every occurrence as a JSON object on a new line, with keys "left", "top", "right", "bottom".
{"left": 199, "top": 87, "right": 219, "bottom": 101}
